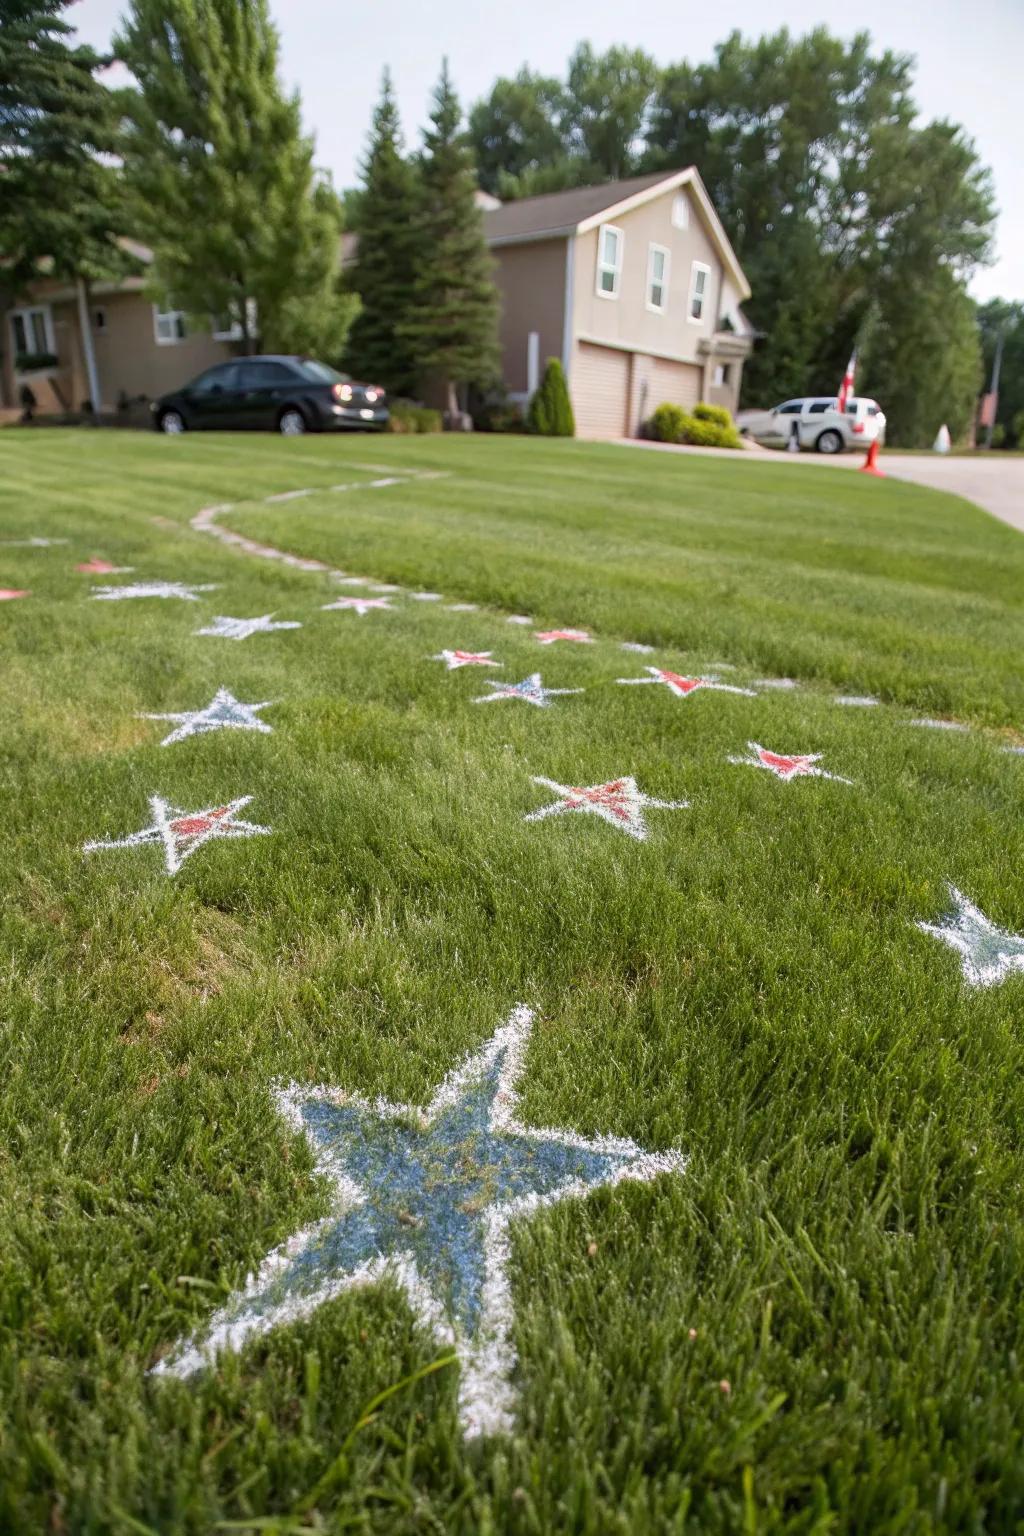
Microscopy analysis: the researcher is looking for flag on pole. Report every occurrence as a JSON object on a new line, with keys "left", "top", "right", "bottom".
{"left": 837, "top": 350, "right": 857, "bottom": 412}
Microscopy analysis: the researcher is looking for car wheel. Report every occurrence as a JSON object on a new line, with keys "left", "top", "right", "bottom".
{"left": 815, "top": 429, "right": 844, "bottom": 454}
{"left": 159, "top": 409, "right": 186, "bottom": 435}
{"left": 278, "top": 408, "right": 307, "bottom": 437}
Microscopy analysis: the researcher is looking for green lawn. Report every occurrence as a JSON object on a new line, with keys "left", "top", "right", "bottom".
{"left": 2, "top": 429, "right": 1024, "bottom": 1533}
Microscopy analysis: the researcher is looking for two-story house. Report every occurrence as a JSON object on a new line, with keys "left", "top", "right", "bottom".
{"left": 484, "top": 168, "right": 754, "bottom": 439}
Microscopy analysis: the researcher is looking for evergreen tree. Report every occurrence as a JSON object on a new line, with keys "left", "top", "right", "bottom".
{"left": 526, "top": 357, "right": 575, "bottom": 436}
{"left": 345, "top": 70, "right": 420, "bottom": 396}
{"left": 0, "top": 0, "right": 127, "bottom": 297}
{"left": 116, "top": 0, "right": 355, "bottom": 357}
{"left": 402, "top": 61, "right": 500, "bottom": 416}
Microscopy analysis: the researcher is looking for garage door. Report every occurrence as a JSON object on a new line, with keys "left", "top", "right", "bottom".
{"left": 647, "top": 357, "right": 702, "bottom": 414}
{"left": 572, "top": 343, "right": 630, "bottom": 440}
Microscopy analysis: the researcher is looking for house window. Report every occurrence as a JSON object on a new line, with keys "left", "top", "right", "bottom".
{"left": 10, "top": 305, "right": 54, "bottom": 361}
{"left": 713, "top": 363, "right": 731, "bottom": 388}
{"left": 688, "top": 262, "right": 710, "bottom": 323}
{"left": 646, "top": 244, "right": 670, "bottom": 313}
{"left": 596, "top": 224, "right": 622, "bottom": 298}
{"left": 153, "top": 305, "right": 187, "bottom": 345}
{"left": 93, "top": 308, "right": 107, "bottom": 333}
{"left": 212, "top": 311, "right": 243, "bottom": 341}
{"left": 671, "top": 193, "right": 689, "bottom": 230}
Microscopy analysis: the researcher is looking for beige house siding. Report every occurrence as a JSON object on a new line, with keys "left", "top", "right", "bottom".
{"left": 571, "top": 184, "right": 722, "bottom": 365}
{"left": 2, "top": 284, "right": 233, "bottom": 414}
{"left": 491, "top": 238, "right": 567, "bottom": 397}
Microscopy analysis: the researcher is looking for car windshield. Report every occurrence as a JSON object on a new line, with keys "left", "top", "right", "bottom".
{"left": 296, "top": 359, "right": 348, "bottom": 384}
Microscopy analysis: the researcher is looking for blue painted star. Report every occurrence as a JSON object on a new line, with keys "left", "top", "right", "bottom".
{"left": 917, "top": 884, "right": 1024, "bottom": 987}
{"left": 153, "top": 1006, "right": 685, "bottom": 1438}
{"left": 472, "top": 673, "right": 583, "bottom": 708}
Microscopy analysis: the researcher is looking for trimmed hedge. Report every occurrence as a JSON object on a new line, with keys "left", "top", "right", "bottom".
{"left": 386, "top": 400, "right": 442, "bottom": 434}
{"left": 648, "top": 400, "right": 741, "bottom": 449}
{"left": 526, "top": 357, "right": 575, "bottom": 437}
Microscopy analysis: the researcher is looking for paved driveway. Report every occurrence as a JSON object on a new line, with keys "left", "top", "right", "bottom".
{"left": 620, "top": 439, "right": 1024, "bottom": 533}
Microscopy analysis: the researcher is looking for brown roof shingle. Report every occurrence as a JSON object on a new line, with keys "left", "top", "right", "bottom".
{"left": 482, "top": 171, "right": 684, "bottom": 243}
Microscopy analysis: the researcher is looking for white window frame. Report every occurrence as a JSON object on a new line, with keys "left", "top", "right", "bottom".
{"left": 595, "top": 223, "right": 623, "bottom": 300}
{"left": 688, "top": 261, "right": 711, "bottom": 325}
{"left": 671, "top": 193, "right": 690, "bottom": 230}
{"left": 713, "top": 362, "right": 730, "bottom": 388}
{"left": 211, "top": 311, "right": 244, "bottom": 342}
{"left": 646, "top": 243, "right": 670, "bottom": 314}
{"left": 9, "top": 304, "right": 55, "bottom": 363}
{"left": 153, "top": 304, "right": 187, "bottom": 345}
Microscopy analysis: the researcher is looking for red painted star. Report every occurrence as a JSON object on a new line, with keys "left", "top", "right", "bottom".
{"left": 729, "top": 741, "right": 852, "bottom": 784}
{"left": 432, "top": 649, "right": 502, "bottom": 671}
{"left": 525, "top": 774, "right": 687, "bottom": 840}
{"left": 617, "top": 666, "right": 755, "bottom": 699}
{"left": 76, "top": 559, "right": 132, "bottom": 574}
{"left": 84, "top": 794, "right": 270, "bottom": 876}
{"left": 534, "top": 628, "right": 593, "bottom": 645}
{"left": 0, "top": 589, "right": 29, "bottom": 601}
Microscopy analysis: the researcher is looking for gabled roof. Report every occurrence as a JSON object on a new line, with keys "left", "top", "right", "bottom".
{"left": 483, "top": 167, "right": 751, "bottom": 301}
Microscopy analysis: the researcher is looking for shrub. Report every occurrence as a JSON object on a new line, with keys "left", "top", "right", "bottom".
{"left": 386, "top": 400, "right": 442, "bottom": 434}
{"left": 470, "top": 389, "right": 525, "bottom": 433}
{"left": 647, "top": 400, "right": 741, "bottom": 450}
{"left": 526, "top": 357, "right": 575, "bottom": 437}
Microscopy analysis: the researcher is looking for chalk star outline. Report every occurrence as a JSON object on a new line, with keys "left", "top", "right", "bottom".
{"left": 472, "top": 673, "right": 583, "bottom": 708}
{"left": 90, "top": 580, "right": 218, "bottom": 602}
{"left": 728, "top": 741, "right": 853, "bottom": 784}
{"left": 83, "top": 794, "right": 270, "bottom": 876}
{"left": 140, "top": 687, "right": 275, "bottom": 747}
{"left": 321, "top": 595, "right": 394, "bottom": 617}
{"left": 196, "top": 614, "right": 302, "bottom": 641}
{"left": 151, "top": 1005, "right": 686, "bottom": 1439}
{"left": 917, "top": 884, "right": 1024, "bottom": 987}
{"left": 617, "top": 666, "right": 756, "bottom": 699}
{"left": 525, "top": 774, "right": 688, "bottom": 840}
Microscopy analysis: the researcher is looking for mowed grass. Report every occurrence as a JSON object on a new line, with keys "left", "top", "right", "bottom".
{"left": 1, "top": 428, "right": 1024, "bottom": 1534}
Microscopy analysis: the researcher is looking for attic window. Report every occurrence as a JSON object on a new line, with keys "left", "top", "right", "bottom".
{"left": 671, "top": 193, "right": 689, "bottom": 230}
{"left": 596, "top": 224, "right": 622, "bottom": 298}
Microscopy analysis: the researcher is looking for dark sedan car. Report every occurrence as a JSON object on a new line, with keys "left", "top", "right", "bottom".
{"left": 152, "top": 355, "right": 388, "bottom": 435}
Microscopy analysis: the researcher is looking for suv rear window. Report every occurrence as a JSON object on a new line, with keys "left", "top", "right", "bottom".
{"left": 808, "top": 401, "right": 835, "bottom": 414}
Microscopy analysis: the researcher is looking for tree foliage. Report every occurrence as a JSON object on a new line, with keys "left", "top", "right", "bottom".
{"left": 0, "top": 0, "right": 127, "bottom": 296}
{"left": 401, "top": 61, "right": 500, "bottom": 414}
{"left": 116, "top": 0, "right": 355, "bottom": 357}
{"left": 345, "top": 70, "right": 420, "bottom": 395}
{"left": 526, "top": 357, "right": 575, "bottom": 436}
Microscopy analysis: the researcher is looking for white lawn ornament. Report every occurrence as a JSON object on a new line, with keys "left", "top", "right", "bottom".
{"left": 933, "top": 424, "right": 951, "bottom": 454}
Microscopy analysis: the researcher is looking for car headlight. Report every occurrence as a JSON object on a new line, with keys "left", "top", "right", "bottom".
{"left": 333, "top": 383, "right": 353, "bottom": 402}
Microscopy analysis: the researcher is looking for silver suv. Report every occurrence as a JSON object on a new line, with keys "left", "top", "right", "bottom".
{"left": 738, "top": 396, "right": 886, "bottom": 454}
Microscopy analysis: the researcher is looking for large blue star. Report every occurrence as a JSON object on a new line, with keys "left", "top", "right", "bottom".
{"left": 154, "top": 1007, "right": 686, "bottom": 1437}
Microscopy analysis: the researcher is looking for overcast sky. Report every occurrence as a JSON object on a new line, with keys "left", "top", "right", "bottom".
{"left": 71, "top": 0, "right": 1022, "bottom": 302}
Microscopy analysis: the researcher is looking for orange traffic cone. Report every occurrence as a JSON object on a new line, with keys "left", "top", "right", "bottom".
{"left": 860, "top": 439, "right": 885, "bottom": 477}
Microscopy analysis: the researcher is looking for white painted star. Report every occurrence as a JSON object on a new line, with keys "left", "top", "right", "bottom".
{"left": 620, "top": 642, "right": 655, "bottom": 654}
{"left": 617, "top": 666, "right": 756, "bottom": 700}
{"left": 754, "top": 678, "right": 798, "bottom": 691}
{"left": 506, "top": 615, "right": 533, "bottom": 626}
{"left": 525, "top": 775, "right": 688, "bottom": 841}
{"left": 909, "top": 718, "right": 969, "bottom": 732}
{"left": 917, "top": 885, "right": 1024, "bottom": 987}
{"left": 84, "top": 794, "right": 270, "bottom": 876}
{"left": 2, "top": 536, "right": 69, "bottom": 547}
{"left": 322, "top": 595, "right": 393, "bottom": 616}
{"left": 140, "top": 687, "right": 275, "bottom": 746}
{"left": 411, "top": 591, "right": 443, "bottom": 602}
{"left": 835, "top": 695, "right": 878, "bottom": 707}
{"left": 472, "top": 673, "right": 583, "bottom": 708}
{"left": 196, "top": 614, "right": 302, "bottom": 641}
{"left": 447, "top": 602, "right": 479, "bottom": 612}
{"left": 728, "top": 741, "right": 852, "bottom": 783}
{"left": 91, "top": 581, "right": 218, "bottom": 602}
{"left": 432, "top": 649, "right": 502, "bottom": 671}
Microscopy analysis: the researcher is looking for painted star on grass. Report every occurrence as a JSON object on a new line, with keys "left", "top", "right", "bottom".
{"left": 196, "top": 613, "right": 302, "bottom": 641}
{"left": 525, "top": 775, "right": 688, "bottom": 841}
{"left": 534, "top": 628, "right": 593, "bottom": 645}
{"left": 91, "top": 580, "right": 217, "bottom": 602}
{"left": 473, "top": 673, "right": 583, "bottom": 708}
{"left": 140, "top": 687, "right": 275, "bottom": 747}
{"left": 728, "top": 741, "right": 853, "bottom": 784}
{"left": 321, "top": 595, "right": 393, "bottom": 617}
{"left": 150, "top": 1005, "right": 685, "bottom": 1439}
{"left": 0, "top": 589, "right": 29, "bottom": 601}
{"left": 617, "top": 666, "right": 756, "bottom": 700}
{"left": 3, "top": 536, "right": 68, "bottom": 547}
{"left": 917, "top": 885, "right": 1024, "bottom": 987}
{"left": 84, "top": 794, "right": 270, "bottom": 876}
{"left": 432, "top": 649, "right": 502, "bottom": 671}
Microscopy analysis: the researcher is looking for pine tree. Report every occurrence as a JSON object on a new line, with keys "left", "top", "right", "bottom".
{"left": 527, "top": 357, "right": 575, "bottom": 436}
{"left": 116, "top": 0, "right": 355, "bottom": 357}
{"left": 402, "top": 61, "right": 500, "bottom": 417}
{"left": 0, "top": 1, "right": 126, "bottom": 296}
{"left": 345, "top": 70, "right": 420, "bottom": 396}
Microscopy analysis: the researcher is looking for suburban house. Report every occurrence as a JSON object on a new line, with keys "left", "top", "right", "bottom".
{"left": 0, "top": 167, "right": 753, "bottom": 439}
{"left": 483, "top": 168, "right": 754, "bottom": 439}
